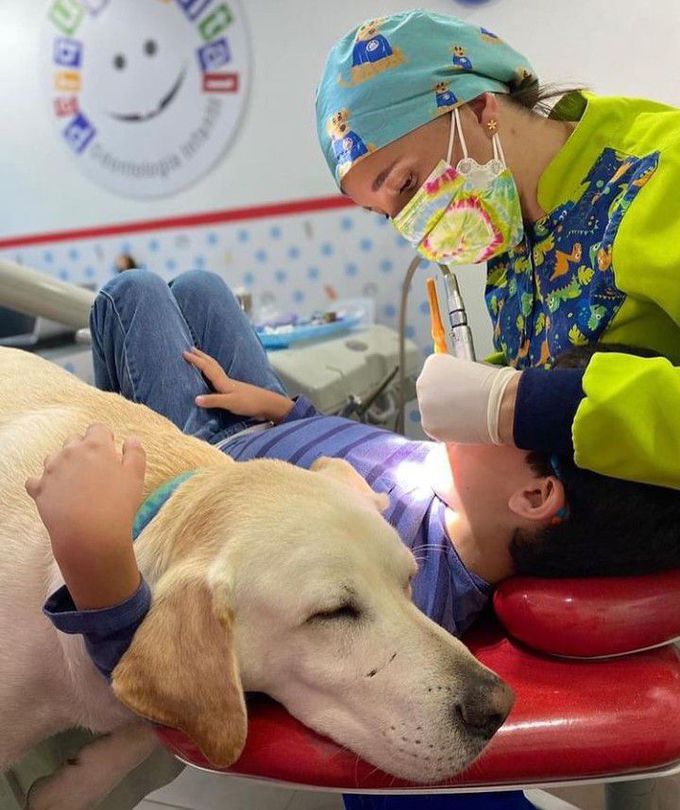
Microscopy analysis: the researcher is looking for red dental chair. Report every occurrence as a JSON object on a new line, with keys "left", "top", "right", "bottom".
{"left": 156, "top": 569, "right": 680, "bottom": 810}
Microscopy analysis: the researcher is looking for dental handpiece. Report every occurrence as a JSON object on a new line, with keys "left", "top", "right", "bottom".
{"left": 438, "top": 266, "right": 476, "bottom": 361}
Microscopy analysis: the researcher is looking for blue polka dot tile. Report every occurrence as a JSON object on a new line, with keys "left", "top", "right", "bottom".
{"left": 384, "top": 304, "right": 396, "bottom": 319}
{"left": 375, "top": 215, "right": 389, "bottom": 227}
{"left": 419, "top": 258, "right": 431, "bottom": 269}
{"left": 345, "top": 263, "right": 358, "bottom": 277}
{"left": 255, "top": 250, "right": 268, "bottom": 263}
{"left": 193, "top": 256, "right": 206, "bottom": 269}
{"left": 243, "top": 272, "right": 255, "bottom": 287}
{"left": 237, "top": 230, "right": 250, "bottom": 243}
{"left": 43, "top": 251, "right": 54, "bottom": 263}
{"left": 405, "top": 325, "right": 416, "bottom": 339}
{"left": 58, "top": 268, "right": 69, "bottom": 280}
{"left": 68, "top": 248, "right": 79, "bottom": 260}
{"left": 320, "top": 242, "right": 334, "bottom": 257}
{"left": 275, "top": 269, "right": 287, "bottom": 283}
{"left": 293, "top": 290, "right": 305, "bottom": 303}
{"left": 307, "top": 266, "right": 320, "bottom": 280}
{"left": 207, "top": 232, "right": 219, "bottom": 245}
{"left": 409, "top": 409, "right": 421, "bottom": 423}
{"left": 418, "top": 301, "right": 430, "bottom": 316}
{"left": 359, "top": 238, "right": 373, "bottom": 252}
{"left": 340, "top": 217, "right": 354, "bottom": 231}
{"left": 287, "top": 246, "right": 301, "bottom": 260}
{"left": 270, "top": 226, "right": 282, "bottom": 239}
{"left": 380, "top": 259, "right": 393, "bottom": 273}
{"left": 85, "top": 266, "right": 95, "bottom": 278}
{"left": 148, "top": 239, "right": 160, "bottom": 252}
{"left": 166, "top": 259, "right": 177, "bottom": 271}
{"left": 394, "top": 235, "right": 408, "bottom": 249}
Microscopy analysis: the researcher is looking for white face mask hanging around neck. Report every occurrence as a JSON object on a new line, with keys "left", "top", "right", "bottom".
{"left": 392, "top": 106, "right": 525, "bottom": 265}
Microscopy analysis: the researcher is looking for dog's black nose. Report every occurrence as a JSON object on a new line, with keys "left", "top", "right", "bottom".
{"left": 454, "top": 677, "right": 514, "bottom": 740}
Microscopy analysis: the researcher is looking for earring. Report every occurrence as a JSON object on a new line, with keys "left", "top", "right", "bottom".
{"left": 486, "top": 119, "right": 498, "bottom": 133}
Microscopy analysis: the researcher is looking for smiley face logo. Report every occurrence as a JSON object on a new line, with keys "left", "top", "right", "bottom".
{"left": 44, "top": 0, "right": 250, "bottom": 198}
{"left": 107, "top": 36, "right": 188, "bottom": 122}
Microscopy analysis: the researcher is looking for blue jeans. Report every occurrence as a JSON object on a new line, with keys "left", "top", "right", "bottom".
{"left": 90, "top": 269, "right": 286, "bottom": 445}
{"left": 91, "top": 269, "right": 532, "bottom": 810}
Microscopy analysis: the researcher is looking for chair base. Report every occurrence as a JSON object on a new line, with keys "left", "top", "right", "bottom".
{"left": 605, "top": 778, "right": 658, "bottom": 810}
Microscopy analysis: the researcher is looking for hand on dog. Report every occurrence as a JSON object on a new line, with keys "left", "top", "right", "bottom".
{"left": 184, "top": 346, "right": 294, "bottom": 424}
{"left": 25, "top": 424, "right": 144, "bottom": 610}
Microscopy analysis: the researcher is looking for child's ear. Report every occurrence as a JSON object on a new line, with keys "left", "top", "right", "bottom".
{"left": 508, "top": 475, "right": 566, "bottom": 524}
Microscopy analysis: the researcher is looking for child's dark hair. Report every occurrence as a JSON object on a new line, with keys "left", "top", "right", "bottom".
{"left": 510, "top": 344, "right": 680, "bottom": 578}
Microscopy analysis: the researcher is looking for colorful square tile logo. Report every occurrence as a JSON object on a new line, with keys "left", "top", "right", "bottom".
{"left": 43, "top": 0, "right": 250, "bottom": 198}
{"left": 54, "top": 37, "right": 82, "bottom": 68}
{"left": 63, "top": 114, "right": 97, "bottom": 154}
{"left": 197, "top": 37, "right": 230, "bottom": 72}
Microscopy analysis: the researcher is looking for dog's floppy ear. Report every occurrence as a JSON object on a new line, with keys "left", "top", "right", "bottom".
{"left": 111, "top": 576, "right": 246, "bottom": 768}
{"left": 311, "top": 457, "right": 389, "bottom": 513}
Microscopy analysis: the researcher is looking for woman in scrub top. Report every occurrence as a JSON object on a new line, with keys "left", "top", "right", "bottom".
{"left": 315, "top": 9, "right": 680, "bottom": 490}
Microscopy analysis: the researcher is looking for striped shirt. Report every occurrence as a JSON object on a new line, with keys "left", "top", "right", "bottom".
{"left": 223, "top": 397, "right": 491, "bottom": 637}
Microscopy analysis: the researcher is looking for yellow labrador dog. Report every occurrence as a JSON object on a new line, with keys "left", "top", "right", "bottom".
{"left": 0, "top": 347, "right": 513, "bottom": 808}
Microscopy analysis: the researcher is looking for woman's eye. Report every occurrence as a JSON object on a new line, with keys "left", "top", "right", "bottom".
{"left": 309, "top": 603, "right": 361, "bottom": 622}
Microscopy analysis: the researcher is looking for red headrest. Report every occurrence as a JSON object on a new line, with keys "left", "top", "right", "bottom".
{"left": 493, "top": 569, "right": 680, "bottom": 658}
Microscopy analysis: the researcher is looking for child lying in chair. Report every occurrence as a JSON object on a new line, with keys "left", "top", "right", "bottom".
{"left": 27, "top": 270, "right": 680, "bottom": 810}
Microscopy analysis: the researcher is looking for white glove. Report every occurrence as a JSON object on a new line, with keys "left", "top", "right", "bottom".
{"left": 416, "top": 354, "right": 519, "bottom": 444}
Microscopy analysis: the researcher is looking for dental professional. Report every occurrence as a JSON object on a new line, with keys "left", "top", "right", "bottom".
{"left": 316, "top": 9, "right": 680, "bottom": 490}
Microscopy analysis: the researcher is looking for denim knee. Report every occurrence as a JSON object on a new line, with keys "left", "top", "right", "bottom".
{"left": 100, "top": 268, "right": 168, "bottom": 302}
{"left": 169, "top": 269, "right": 228, "bottom": 299}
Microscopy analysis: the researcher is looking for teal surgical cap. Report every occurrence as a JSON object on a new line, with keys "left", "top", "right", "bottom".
{"left": 315, "top": 9, "right": 537, "bottom": 185}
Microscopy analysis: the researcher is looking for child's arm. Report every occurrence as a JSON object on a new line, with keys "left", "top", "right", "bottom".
{"left": 184, "top": 347, "right": 294, "bottom": 423}
{"left": 26, "top": 424, "right": 144, "bottom": 610}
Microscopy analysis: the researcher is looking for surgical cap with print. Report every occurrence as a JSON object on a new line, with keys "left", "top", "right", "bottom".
{"left": 316, "top": 9, "right": 537, "bottom": 185}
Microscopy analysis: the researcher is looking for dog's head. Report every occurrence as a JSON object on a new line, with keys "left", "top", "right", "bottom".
{"left": 112, "top": 458, "right": 513, "bottom": 782}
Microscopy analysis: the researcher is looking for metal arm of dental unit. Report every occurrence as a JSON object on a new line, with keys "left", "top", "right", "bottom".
{"left": 437, "top": 264, "right": 476, "bottom": 361}
{"left": 0, "top": 257, "right": 95, "bottom": 329}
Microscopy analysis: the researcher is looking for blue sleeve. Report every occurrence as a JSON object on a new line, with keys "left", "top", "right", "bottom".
{"left": 43, "top": 578, "right": 151, "bottom": 680}
{"left": 513, "top": 367, "right": 585, "bottom": 457}
{"left": 280, "top": 395, "right": 321, "bottom": 423}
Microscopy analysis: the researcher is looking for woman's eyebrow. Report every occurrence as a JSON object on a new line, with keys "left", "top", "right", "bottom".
{"left": 372, "top": 160, "right": 398, "bottom": 193}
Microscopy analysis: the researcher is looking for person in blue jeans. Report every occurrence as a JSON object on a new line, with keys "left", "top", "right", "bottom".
{"left": 31, "top": 270, "right": 680, "bottom": 810}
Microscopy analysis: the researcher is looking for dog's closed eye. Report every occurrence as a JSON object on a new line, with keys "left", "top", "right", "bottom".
{"left": 308, "top": 603, "right": 362, "bottom": 623}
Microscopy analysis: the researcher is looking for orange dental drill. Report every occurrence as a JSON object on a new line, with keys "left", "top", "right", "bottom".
{"left": 426, "top": 277, "right": 448, "bottom": 354}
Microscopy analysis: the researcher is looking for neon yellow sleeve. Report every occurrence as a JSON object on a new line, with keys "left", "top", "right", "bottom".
{"left": 573, "top": 352, "right": 680, "bottom": 489}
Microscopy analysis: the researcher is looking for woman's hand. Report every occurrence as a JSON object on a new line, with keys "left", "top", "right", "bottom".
{"left": 416, "top": 354, "right": 520, "bottom": 444}
{"left": 184, "top": 347, "right": 294, "bottom": 423}
{"left": 25, "top": 424, "right": 144, "bottom": 610}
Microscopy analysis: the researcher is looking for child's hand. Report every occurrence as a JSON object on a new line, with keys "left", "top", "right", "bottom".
{"left": 25, "top": 424, "right": 144, "bottom": 609}
{"left": 184, "top": 347, "right": 294, "bottom": 423}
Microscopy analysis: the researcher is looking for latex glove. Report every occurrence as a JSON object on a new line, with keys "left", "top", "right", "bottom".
{"left": 416, "top": 354, "right": 520, "bottom": 444}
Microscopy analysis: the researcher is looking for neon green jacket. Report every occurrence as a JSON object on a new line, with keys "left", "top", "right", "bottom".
{"left": 521, "top": 93, "right": 680, "bottom": 488}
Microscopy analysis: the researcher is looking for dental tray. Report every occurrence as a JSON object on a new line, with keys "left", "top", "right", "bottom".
{"left": 256, "top": 312, "right": 363, "bottom": 349}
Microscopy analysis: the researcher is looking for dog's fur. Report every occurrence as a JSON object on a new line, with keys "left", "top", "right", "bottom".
{"left": 0, "top": 348, "right": 512, "bottom": 808}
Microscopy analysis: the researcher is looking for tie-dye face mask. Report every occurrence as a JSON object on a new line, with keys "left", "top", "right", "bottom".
{"left": 392, "top": 108, "right": 524, "bottom": 265}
